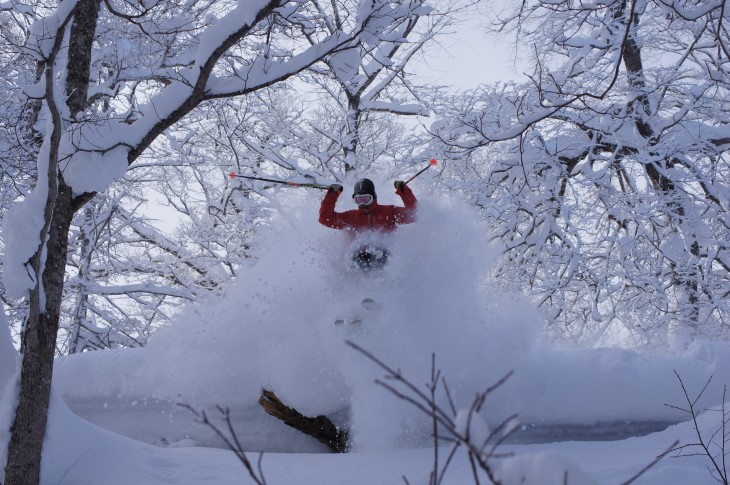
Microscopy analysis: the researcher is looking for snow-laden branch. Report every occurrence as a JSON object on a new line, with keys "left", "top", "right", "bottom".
{"left": 426, "top": 0, "right": 730, "bottom": 343}
{"left": 206, "top": 30, "right": 355, "bottom": 98}
{"left": 359, "top": 100, "right": 427, "bottom": 115}
{"left": 58, "top": 0, "right": 427, "bottom": 195}
{"left": 115, "top": 206, "right": 225, "bottom": 285}
{"left": 655, "top": 0, "right": 725, "bottom": 21}
{"left": 81, "top": 282, "right": 195, "bottom": 300}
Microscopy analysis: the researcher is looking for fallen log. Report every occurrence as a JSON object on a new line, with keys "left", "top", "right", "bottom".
{"left": 258, "top": 389, "right": 349, "bottom": 453}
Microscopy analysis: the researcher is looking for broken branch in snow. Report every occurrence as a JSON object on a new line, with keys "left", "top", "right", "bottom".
{"left": 258, "top": 389, "right": 349, "bottom": 453}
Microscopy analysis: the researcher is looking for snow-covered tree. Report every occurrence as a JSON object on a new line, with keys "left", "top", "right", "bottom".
{"left": 60, "top": 188, "right": 223, "bottom": 354}
{"left": 59, "top": 0, "right": 461, "bottom": 349}
{"left": 2, "top": 0, "right": 455, "bottom": 357}
{"left": 297, "top": 0, "right": 432, "bottom": 172}
{"left": 0, "top": 5, "right": 39, "bottom": 343}
{"left": 225, "top": 0, "right": 464, "bottom": 185}
{"left": 432, "top": 0, "right": 730, "bottom": 347}
{"left": 0, "top": 0, "right": 433, "bottom": 482}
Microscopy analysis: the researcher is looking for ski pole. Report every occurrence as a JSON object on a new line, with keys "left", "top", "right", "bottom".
{"left": 229, "top": 172, "right": 330, "bottom": 190}
{"left": 404, "top": 159, "right": 438, "bottom": 185}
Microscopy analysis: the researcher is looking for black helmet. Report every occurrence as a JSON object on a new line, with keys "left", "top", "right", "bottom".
{"left": 353, "top": 178, "right": 376, "bottom": 198}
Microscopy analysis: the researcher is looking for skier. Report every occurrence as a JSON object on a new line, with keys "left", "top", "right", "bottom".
{"left": 319, "top": 178, "right": 417, "bottom": 270}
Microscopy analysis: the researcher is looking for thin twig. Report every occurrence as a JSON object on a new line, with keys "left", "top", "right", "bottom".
{"left": 442, "top": 377, "right": 458, "bottom": 416}
{"left": 467, "top": 452, "right": 482, "bottom": 485}
{"left": 438, "top": 442, "right": 462, "bottom": 484}
{"left": 348, "top": 340, "right": 456, "bottom": 426}
{"left": 347, "top": 340, "right": 513, "bottom": 485}
{"left": 668, "top": 372, "right": 729, "bottom": 484}
{"left": 723, "top": 387, "right": 728, "bottom": 483}
{"left": 178, "top": 403, "right": 266, "bottom": 485}
{"left": 431, "top": 353, "right": 440, "bottom": 485}
{"left": 621, "top": 439, "right": 679, "bottom": 485}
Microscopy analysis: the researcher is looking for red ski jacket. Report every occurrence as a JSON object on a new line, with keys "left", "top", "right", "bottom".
{"left": 319, "top": 185, "right": 417, "bottom": 233}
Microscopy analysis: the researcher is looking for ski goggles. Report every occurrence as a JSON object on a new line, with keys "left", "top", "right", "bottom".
{"left": 353, "top": 194, "right": 374, "bottom": 205}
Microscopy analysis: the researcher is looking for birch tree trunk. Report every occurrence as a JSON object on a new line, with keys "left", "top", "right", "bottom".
{"left": 5, "top": 2, "right": 101, "bottom": 482}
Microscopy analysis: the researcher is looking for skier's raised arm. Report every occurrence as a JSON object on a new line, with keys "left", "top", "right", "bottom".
{"left": 319, "top": 184, "right": 348, "bottom": 229}
{"left": 392, "top": 180, "right": 417, "bottom": 225}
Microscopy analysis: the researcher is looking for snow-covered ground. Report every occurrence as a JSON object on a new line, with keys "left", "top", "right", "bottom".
{"left": 3, "top": 195, "right": 730, "bottom": 484}
{"left": 25, "top": 396, "right": 730, "bottom": 485}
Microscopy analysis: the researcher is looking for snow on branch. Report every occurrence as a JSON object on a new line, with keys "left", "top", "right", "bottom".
{"left": 82, "top": 283, "right": 195, "bottom": 300}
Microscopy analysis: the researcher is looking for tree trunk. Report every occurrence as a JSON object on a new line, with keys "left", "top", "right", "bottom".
{"left": 342, "top": 94, "right": 360, "bottom": 172}
{"left": 68, "top": 206, "right": 94, "bottom": 354}
{"left": 4, "top": 182, "right": 75, "bottom": 485}
{"left": 618, "top": 2, "right": 702, "bottom": 333}
{"left": 4, "top": 2, "right": 101, "bottom": 482}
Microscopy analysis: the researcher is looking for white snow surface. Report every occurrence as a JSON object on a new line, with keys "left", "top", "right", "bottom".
{"left": 4, "top": 194, "right": 730, "bottom": 483}
{"left": 2, "top": 122, "right": 53, "bottom": 298}
{"left": 23, "top": 388, "right": 727, "bottom": 485}
{"left": 194, "top": 0, "right": 270, "bottom": 68}
{"left": 0, "top": 302, "right": 19, "bottom": 475}
{"left": 30, "top": 400, "right": 730, "bottom": 485}
{"left": 61, "top": 145, "right": 129, "bottom": 194}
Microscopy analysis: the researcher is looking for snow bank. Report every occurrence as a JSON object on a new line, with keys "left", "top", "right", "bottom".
{"left": 490, "top": 341, "right": 730, "bottom": 425}
{"left": 40, "top": 386, "right": 254, "bottom": 485}
{"left": 0, "top": 302, "right": 17, "bottom": 394}
{"left": 497, "top": 450, "right": 599, "bottom": 485}
{"left": 33, "top": 385, "right": 730, "bottom": 484}
{"left": 0, "top": 302, "right": 19, "bottom": 482}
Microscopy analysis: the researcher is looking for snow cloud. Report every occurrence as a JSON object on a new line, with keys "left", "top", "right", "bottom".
{"left": 53, "top": 190, "right": 730, "bottom": 453}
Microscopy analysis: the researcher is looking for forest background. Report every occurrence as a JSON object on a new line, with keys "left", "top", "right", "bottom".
{"left": 1, "top": 0, "right": 730, "bottom": 483}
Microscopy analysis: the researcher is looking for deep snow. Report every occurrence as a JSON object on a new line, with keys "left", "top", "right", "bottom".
{"left": 3, "top": 192, "right": 730, "bottom": 484}
{"left": 24, "top": 398, "right": 730, "bottom": 485}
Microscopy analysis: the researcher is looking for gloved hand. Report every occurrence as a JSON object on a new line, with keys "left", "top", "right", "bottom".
{"left": 329, "top": 183, "right": 343, "bottom": 193}
{"left": 394, "top": 180, "right": 406, "bottom": 191}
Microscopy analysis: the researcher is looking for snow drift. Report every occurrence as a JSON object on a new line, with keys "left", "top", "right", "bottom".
{"left": 53, "top": 193, "right": 730, "bottom": 452}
